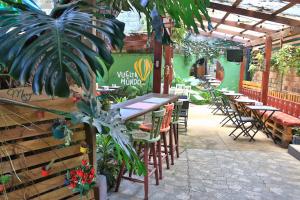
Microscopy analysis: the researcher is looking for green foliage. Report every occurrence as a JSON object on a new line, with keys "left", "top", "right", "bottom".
{"left": 96, "top": 134, "right": 119, "bottom": 189}
{"left": 292, "top": 128, "right": 300, "bottom": 136}
{"left": 249, "top": 50, "right": 264, "bottom": 78}
{"left": 72, "top": 97, "right": 146, "bottom": 176}
{"left": 117, "top": 84, "right": 149, "bottom": 99}
{"left": 0, "top": 1, "right": 125, "bottom": 97}
{"left": 0, "top": 174, "right": 11, "bottom": 185}
{"left": 272, "top": 46, "right": 300, "bottom": 75}
{"left": 171, "top": 25, "right": 186, "bottom": 46}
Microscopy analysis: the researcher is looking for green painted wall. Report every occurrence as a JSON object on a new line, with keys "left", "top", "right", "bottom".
{"left": 97, "top": 53, "right": 240, "bottom": 92}
{"left": 97, "top": 53, "right": 196, "bottom": 86}
{"left": 217, "top": 55, "right": 241, "bottom": 92}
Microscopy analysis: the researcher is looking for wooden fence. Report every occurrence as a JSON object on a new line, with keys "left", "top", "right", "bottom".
{"left": 240, "top": 86, "right": 300, "bottom": 118}
{"left": 0, "top": 87, "right": 94, "bottom": 200}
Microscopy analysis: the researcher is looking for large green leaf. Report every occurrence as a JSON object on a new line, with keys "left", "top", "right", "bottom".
{"left": 0, "top": 7, "right": 125, "bottom": 97}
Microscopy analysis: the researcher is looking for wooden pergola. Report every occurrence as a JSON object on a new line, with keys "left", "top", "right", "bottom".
{"left": 154, "top": 0, "right": 300, "bottom": 105}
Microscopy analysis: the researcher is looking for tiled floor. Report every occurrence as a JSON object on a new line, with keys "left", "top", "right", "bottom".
{"left": 109, "top": 105, "right": 300, "bottom": 200}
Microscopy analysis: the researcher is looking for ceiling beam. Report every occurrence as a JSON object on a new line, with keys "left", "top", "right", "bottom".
{"left": 214, "top": 0, "right": 242, "bottom": 29}
{"left": 247, "top": 26, "right": 300, "bottom": 46}
{"left": 284, "top": 0, "right": 300, "bottom": 3}
{"left": 208, "top": 16, "right": 275, "bottom": 34}
{"left": 238, "top": 2, "right": 296, "bottom": 35}
{"left": 212, "top": 27, "right": 258, "bottom": 40}
{"left": 209, "top": 2, "right": 300, "bottom": 26}
{"left": 198, "top": 30, "right": 248, "bottom": 44}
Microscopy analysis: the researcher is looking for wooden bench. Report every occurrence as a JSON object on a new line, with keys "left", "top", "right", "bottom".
{"left": 263, "top": 111, "right": 300, "bottom": 148}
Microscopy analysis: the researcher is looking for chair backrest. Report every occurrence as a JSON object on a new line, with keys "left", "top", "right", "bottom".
{"left": 150, "top": 109, "right": 165, "bottom": 139}
{"left": 161, "top": 103, "right": 174, "bottom": 129}
{"left": 182, "top": 100, "right": 190, "bottom": 110}
{"left": 228, "top": 100, "right": 243, "bottom": 120}
{"left": 173, "top": 101, "right": 183, "bottom": 123}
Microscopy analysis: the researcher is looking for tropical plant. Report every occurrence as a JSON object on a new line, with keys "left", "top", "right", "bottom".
{"left": 272, "top": 46, "right": 300, "bottom": 75}
{"left": 98, "top": 0, "right": 210, "bottom": 43}
{"left": 71, "top": 97, "right": 146, "bottom": 175}
{"left": 0, "top": 0, "right": 125, "bottom": 97}
{"left": 96, "top": 134, "right": 119, "bottom": 189}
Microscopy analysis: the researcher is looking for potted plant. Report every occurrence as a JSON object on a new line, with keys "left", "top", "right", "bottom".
{"left": 41, "top": 159, "right": 56, "bottom": 177}
{"left": 80, "top": 141, "right": 89, "bottom": 154}
{"left": 52, "top": 120, "right": 73, "bottom": 145}
{"left": 97, "top": 134, "right": 119, "bottom": 195}
{"left": 0, "top": 174, "right": 12, "bottom": 192}
{"left": 67, "top": 159, "right": 96, "bottom": 198}
{"left": 292, "top": 128, "right": 300, "bottom": 144}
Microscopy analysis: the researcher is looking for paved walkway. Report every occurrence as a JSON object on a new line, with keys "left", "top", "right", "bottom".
{"left": 109, "top": 105, "right": 300, "bottom": 200}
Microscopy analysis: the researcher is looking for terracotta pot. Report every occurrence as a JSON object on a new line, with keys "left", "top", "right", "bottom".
{"left": 41, "top": 167, "right": 49, "bottom": 177}
{"left": 80, "top": 146, "right": 88, "bottom": 154}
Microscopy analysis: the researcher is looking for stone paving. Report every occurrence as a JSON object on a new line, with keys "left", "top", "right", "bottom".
{"left": 109, "top": 105, "right": 300, "bottom": 200}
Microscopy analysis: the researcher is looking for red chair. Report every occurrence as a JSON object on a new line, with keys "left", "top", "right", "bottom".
{"left": 140, "top": 103, "right": 174, "bottom": 179}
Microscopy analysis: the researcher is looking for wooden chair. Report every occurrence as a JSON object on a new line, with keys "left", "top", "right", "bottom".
{"left": 140, "top": 103, "right": 174, "bottom": 179}
{"left": 170, "top": 101, "right": 183, "bottom": 165}
{"left": 115, "top": 109, "right": 165, "bottom": 200}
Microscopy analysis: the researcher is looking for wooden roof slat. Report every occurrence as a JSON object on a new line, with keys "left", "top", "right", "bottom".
{"left": 207, "top": 16, "right": 275, "bottom": 34}
{"left": 198, "top": 30, "right": 248, "bottom": 44}
{"left": 213, "top": 27, "right": 258, "bottom": 40}
{"left": 209, "top": 2, "right": 300, "bottom": 26}
{"left": 214, "top": 0, "right": 242, "bottom": 29}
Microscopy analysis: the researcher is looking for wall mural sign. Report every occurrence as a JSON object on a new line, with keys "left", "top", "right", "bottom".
{"left": 116, "top": 58, "right": 153, "bottom": 86}
{"left": 6, "top": 87, "right": 33, "bottom": 102}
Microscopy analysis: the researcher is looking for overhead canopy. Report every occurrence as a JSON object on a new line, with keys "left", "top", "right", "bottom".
{"left": 199, "top": 0, "right": 300, "bottom": 46}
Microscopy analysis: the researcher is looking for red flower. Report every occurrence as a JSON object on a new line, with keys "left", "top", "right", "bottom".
{"left": 70, "top": 182, "right": 76, "bottom": 188}
{"left": 76, "top": 169, "right": 84, "bottom": 177}
{"left": 81, "top": 159, "right": 88, "bottom": 166}
{"left": 90, "top": 168, "right": 95, "bottom": 175}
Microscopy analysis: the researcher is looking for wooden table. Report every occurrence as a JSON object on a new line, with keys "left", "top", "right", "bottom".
{"left": 246, "top": 105, "right": 280, "bottom": 142}
{"left": 223, "top": 92, "right": 244, "bottom": 99}
{"left": 112, "top": 93, "right": 179, "bottom": 122}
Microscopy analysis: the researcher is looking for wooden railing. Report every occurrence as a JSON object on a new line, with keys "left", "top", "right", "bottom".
{"left": 242, "top": 80, "right": 261, "bottom": 91}
{"left": 267, "top": 96, "right": 300, "bottom": 118}
{"left": 240, "top": 88, "right": 262, "bottom": 101}
{"left": 240, "top": 87, "right": 300, "bottom": 118}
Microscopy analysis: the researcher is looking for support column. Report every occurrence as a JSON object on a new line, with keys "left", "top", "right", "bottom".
{"left": 239, "top": 51, "right": 246, "bottom": 92}
{"left": 164, "top": 45, "right": 172, "bottom": 94}
{"left": 153, "top": 40, "right": 163, "bottom": 93}
{"left": 261, "top": 36, "right": 272, "bottom": 104}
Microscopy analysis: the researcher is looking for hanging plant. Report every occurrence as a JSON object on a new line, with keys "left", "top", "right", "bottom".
{"left": 0, "top": 174, "right": 12, "bottom": 192}
{"left": 52, "top": 119, "right": 73, "bottom": 146}
{"left": 272, "top": 46, "right": 300, "bottom": 75}
{"left": 41, "top": 159, "right": 56, "bottom": 177}
{"left": 249, "top": 50, "right": 264, "bottom": 78}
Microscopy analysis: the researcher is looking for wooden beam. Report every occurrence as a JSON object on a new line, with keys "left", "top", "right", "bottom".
{"left": 237, "top": 2, "right": 295, "bottom": 36}
{"left": 239, "top": 52, "right": 246, "bottom": 92}
{"left": 247, "top": 26, "right": 300, "bottom": 46}
{"left": 207, "top": 16, "right": 275, "bottom": 34}
{"left": 213, "top": 27, "right": 259, "bottom": 40}
{"left": 198, "top": 30, "right": 248, "bottom": 44}
{"left": 153, "top": 40, "right": 162, "bottom": 93}
{"left": 214, "top": 0, "right": 242, "bottom": 29}
{"left": 209, "top": 2, "right": 300, "bottom": 26}
{"left": 261, "top": 36, "right": 272, "bottom": 104}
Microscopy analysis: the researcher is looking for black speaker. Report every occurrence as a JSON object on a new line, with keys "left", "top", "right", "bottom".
{"left": 227, "top": 49, "right": 243, "bottom": 62}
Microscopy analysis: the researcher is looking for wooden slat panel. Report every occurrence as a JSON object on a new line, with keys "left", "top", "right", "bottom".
{"left": 0, "top": 131, "right": 85, "bottom": 157}
{"left": 1, "top": 144, "right": 81, "bottom": 174}
{"left": 0, "top": 87, "right": 51, "bottom": 102}
{"left": 10, "top": 156, "right": 86, "bottom": 190}
{"left": 0, "top": 124, "right": 83, "bottom": 143}
{"left": 2, "top": 175, "right": 65, "bottom": 200}
{"left": 31, "top": 186, "right": 74, "bottom": 200}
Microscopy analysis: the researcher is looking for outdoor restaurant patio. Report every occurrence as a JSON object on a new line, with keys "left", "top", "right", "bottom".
{"left": 0, "top": 0, "right": 300, "bottom": 200}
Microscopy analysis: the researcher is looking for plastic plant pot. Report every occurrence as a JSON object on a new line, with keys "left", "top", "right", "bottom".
{"left": 41, "top": 166, "right": 49, "bottom": 177}
{"left": 52, "top": 125, "right": 65, "bottom": 139}
{"left": 292, "top": 135, "right": 300, "bottom": 144}
{"left": 0, "top": 184, "right": 4, "bottom": 192}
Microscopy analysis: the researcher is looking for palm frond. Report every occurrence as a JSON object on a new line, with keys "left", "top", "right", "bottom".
{"left": 0, "top": 7, "right": 125, "bottom": 97}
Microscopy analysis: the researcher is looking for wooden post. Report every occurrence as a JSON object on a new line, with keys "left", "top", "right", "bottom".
{"left": 239, "top": 51, "right": 246, "bottom": 92}
{"left": 164, "top": 45, "right": 172, "bottom": 94}
{"left": 153, "top": 40, "right": 163, "bottom": 93}
{"left": 261, "top": 36, "right": 272, "bottom": 104}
